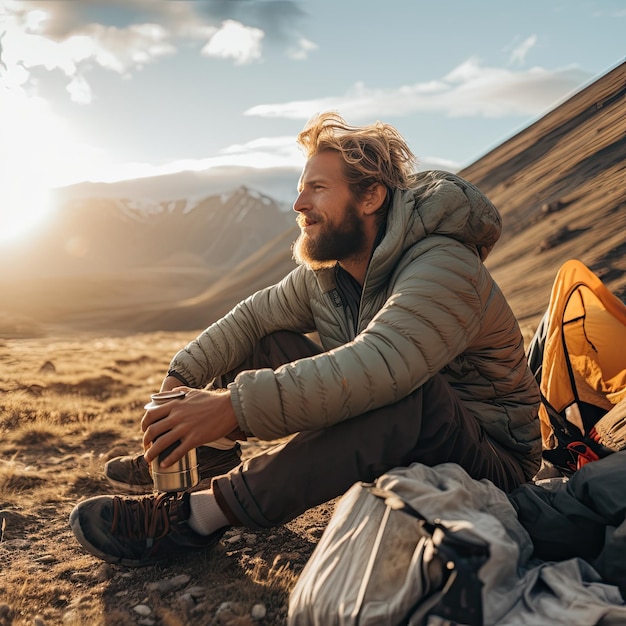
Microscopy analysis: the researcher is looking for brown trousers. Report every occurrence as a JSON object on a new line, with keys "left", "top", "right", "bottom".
{"left": 212, "top": 331, "right": 527, "bottom": 529}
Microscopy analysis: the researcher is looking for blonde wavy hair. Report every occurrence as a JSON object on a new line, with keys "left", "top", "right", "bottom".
{"left": 296, "top": 111, "right": 418, "bottom": 202}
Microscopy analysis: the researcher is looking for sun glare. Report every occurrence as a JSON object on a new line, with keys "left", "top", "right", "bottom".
{"left": 1, "top": 175, "right": 52, "bottom": 244}
{"left": 0, "top": 90, "right": 64, "bottom": 245}
{"left": 0, "top": 156, "right": 55, "bottom": 245}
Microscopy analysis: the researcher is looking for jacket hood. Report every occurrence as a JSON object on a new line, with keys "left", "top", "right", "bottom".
{"left": 378, "top": 169, "right": 500, "bottom": 263}
{"left": 410, "top": 170, "right": 501, "bottom": 258}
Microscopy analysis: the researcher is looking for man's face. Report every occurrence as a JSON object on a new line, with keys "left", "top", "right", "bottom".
{"left": 292, "top": 150, "right": 367, "bottom": 269}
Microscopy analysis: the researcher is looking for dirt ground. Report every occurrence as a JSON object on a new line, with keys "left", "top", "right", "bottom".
{"left": 0, "top": 332, "right": 334, "bottom": 626}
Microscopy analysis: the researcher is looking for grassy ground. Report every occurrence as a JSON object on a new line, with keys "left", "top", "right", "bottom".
{"left": 0, "top": 332, "right": 333, "bottom": 626}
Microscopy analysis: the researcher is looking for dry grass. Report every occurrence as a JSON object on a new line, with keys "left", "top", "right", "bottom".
{"left": 0, "top": 332, "right": 331, "bottom": 626}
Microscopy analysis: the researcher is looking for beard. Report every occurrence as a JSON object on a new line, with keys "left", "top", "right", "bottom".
{"left": 292, "top": 202, "right": 367, "bottom": 270}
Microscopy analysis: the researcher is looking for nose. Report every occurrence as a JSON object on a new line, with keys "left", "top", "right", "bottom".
{"left": 293, "top": 190, "right": 306, "bottom": 213}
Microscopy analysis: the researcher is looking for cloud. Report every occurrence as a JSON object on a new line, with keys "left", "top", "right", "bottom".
{"left": 67, "top": 132, "right": 459, "bottom": 196}
{"left": 95, "top": 135, "right": 305, "bottom": 183}
{"left": 1, "top": 4, "right": 178, "bottom": 104}
{"left": 509, "top": 35, "right": 537, "bottom": 66}
{"left": 6, "top": 0, "right": 199, "bottom": 39}
{"left": 2, "top": 0, "right": 314, "bottom": 102}
{"left": 287, "top": 37, "right": 317, "bottom": 61}
{"left": 244, "top": 58, "right": 591, "bottom": 121}
{"left": 217, "top": 137, "right": 306, "bottom": 173}
{"left": 66, "top": 73, "right": 92, "bottom": 104}
{"left": 192, "top": 0, "right": 307, "bottom": 43}
{"left": 201, "top": 20, "right": 264, "bottom": 65}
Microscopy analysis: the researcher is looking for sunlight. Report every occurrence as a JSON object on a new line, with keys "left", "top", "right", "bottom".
{"left": 1, "top": 174, "right": 52, "bottom": 243}
{"left": 0, "top": 90, "right": 58, "bottom": 244}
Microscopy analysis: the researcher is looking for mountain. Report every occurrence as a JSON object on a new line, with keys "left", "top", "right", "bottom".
{"left": 4, "top": 186, "right": 292, "bottom": 278}
{"left": 466, "top": 60, "right": 625, "bottom": 328}
{"left": 0, "top": 187, "right": 297, "bottom": 336}
{"left": 55, "top": 165, "right": 301, "bottom": 208}
{"left": 1, "top": 62, "right": 624, "bottom": 338}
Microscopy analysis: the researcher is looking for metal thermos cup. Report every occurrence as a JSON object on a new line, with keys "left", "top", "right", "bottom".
{"left": 144, "top": 390, "right": 199, "bottom": 492}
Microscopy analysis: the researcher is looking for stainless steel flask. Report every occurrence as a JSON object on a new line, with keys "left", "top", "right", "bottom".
{"left": 144, "top": 390, "right": 199, "bottom": 492}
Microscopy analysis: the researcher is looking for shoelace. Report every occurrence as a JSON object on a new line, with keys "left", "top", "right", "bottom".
{"left": 111, "top": 493, "right": 173, "bottom": 544}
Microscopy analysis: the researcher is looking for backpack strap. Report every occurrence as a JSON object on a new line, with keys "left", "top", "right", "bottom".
{"left": 540, "top": 390, "right": 612, "bottom": 474}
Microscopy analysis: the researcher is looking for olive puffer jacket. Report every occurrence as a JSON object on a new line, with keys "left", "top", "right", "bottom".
{"left": 169, "top": 170, "right": 541, "bottom": 478}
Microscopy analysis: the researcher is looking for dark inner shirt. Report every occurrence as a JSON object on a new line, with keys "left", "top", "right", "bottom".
{"left": 335, "top": 265, "right": 363, "bottom": 333}
{"left": 333, "top": 223, "right": 387, "bottom": 333}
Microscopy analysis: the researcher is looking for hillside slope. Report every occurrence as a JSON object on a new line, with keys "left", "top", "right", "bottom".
{"left": 463, "top": 61, "right": 625, "bottom": 328}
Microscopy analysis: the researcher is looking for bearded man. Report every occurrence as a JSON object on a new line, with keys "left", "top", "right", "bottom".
{"left": 70, "top": 112, "right": 541, "bottom": 566}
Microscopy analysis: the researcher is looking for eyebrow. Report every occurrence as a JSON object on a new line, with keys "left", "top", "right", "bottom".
{"left": 298, "top": 175, "right": 329, "bottom": 192}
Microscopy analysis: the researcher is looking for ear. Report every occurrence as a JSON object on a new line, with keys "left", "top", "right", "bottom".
{"left": 361, "top": 183, "right": 387, "bottom": 216}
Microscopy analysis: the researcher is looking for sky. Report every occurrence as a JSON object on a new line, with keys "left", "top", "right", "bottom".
{"left": 0, "top": 0, "right": 625, "bottom": 243}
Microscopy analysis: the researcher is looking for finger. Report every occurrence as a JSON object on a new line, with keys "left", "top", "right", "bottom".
{"left": 157, "top": 436, "right": 193, "bottom": 469}
{"left": 146, "top": 428, "right": 192, "bottom": 468}
{"left": 142, "top": 415, "right": 173, "bottom": 452}
{"left": 141, "top": 405, "right": 171, "bottom": 432}
{"left": 144, "top": 427, "right": 180, "bottom": 465}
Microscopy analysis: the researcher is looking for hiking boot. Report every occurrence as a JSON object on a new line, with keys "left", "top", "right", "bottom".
{"left": 104, "top": 444, "right": 242, "bottom": 493}
{"left": 69, "top": 490, "right": 226, "bottom": 567}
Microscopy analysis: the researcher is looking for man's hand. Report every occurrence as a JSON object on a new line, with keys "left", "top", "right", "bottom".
{"left": 141, "top": 387, "right": 238, "bottom": 468}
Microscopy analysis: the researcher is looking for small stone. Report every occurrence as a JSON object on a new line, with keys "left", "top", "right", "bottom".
{"left": 217, "top": 601, "right": 234, "bottom": 613}
{"left": 133, "top": 604, "right": 152, "bottom": 617}
{"left": 145, "top": 573, "right": 190, "bottom": 593}
{"left": 214, "top": 601, "right": 253, "bottom": 625}
{"left": 224, "top": 534, "right": 242, "bottom": 544}
{"left": 178, "top": 592, "right": 195, "bottom": 611}
{"left": 69, "top": 572, "right": 89, "bottom": 583}
{"left": 138, "top": 619, "right": 156, "bottom": 626}
{"left": 95, "top": 563, "right": 114, "bottom": 582}
{"left": 33, "top": 616, "right": 46, "bottom": 626}
{"left": 185, "top": 586, "right": 206, "bottom": 599}
{"left": 0, "top": 604, "right": 11, "bottom": 618}
{"left": 35, "top": 554, "right": 56, "bottom": 564}
{"left": 251, "top": 603, "right": 267, "bottom": 620}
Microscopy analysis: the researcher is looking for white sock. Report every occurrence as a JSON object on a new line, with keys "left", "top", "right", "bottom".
{"left": 188, "top": 490, "right": 230, "bottom": 536}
